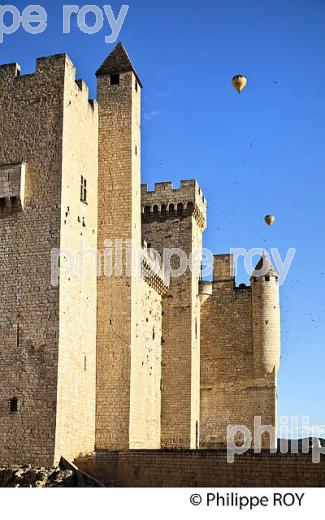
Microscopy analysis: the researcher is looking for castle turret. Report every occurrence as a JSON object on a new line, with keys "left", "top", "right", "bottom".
{"left": 251, "top": 254, "right": 281, "bottom": 376}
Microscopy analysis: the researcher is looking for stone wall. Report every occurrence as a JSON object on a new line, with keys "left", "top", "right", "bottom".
{"left": 129, "top": 280, "right": 162, "bottom": 448}
{"left": 142, "top": 181, "right": 206, "bottom": 448}
{"left": 0, "top": 56, "right": 66, "bottom": 466}
{"left": 54, "top": 58, "right": 98, "bottom": 463}
{"left": 96, "top": 49, "right": 163, "bottom": 451}
{"left": 76, "top": 450, "right": 325, "bottom": 487}
{"left": 0, "top": 54, "right": 99, "bottom": 466}
{"left": 200, "top": 255, "right": 277, "bottom": 448}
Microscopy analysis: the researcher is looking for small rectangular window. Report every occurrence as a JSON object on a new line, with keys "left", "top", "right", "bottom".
{"left": 110, "top": 74, "right": 120, "bottom": 86}
{"left": 196, "top": 420, "right": 199, "bottom": 449}
{"left": 135, "top": 80, "right": 138, "bottom": 92}
{"left": 10, "top": 397, "right": 18, "bottom": 412}
{"left": 80, "top": 176, "right": 87, "bottom": 204}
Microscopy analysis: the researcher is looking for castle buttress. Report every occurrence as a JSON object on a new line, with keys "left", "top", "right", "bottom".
{"left": 0, "top": 43, "right": 280, "bottom": 466}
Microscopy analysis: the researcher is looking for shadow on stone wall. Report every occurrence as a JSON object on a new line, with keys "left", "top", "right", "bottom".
{"left": 75, "top": 449, "right": 325, "bottom": 487}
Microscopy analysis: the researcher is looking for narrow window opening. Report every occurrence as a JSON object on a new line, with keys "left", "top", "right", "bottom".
{"left": 187, "top": 201, "right": 194, "bottom": 214}
{"left": 110, "top": 74, "right": 120, "bottom": 86}
{"left": 265, "top": 276, "right": 270, "bottom": 282}
{"left": 135, "top": 81, "right": 138, "bottom": 92}
{"left": 177, "top": 203, "right": 184, "bottom": 216}
{"left": 11, "top": 197, "right": 18, "bottom": 210}
{"left": 80, "top": 176, "right": 87, "bottom": 204}
{"left": 10, "top": 397, "right": 18, "bottom": 413}
{"left": 135, "top": 145, "right": 138, "bottom": 155}
{"left": 84, "top": 356, "right": 87, "bottom": 372}
{"left": 152, "top": 327, "right": 155, "bottom": 340}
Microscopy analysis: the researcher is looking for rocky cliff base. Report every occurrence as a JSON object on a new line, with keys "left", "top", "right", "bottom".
{"left": 0, "top": 459, "right": 103, "bottom": 487}
{"left": 0, "top": 465, "right": 77, "bottom": 487}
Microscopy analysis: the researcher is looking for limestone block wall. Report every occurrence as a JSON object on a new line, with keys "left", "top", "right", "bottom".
{"left": 0, "top": 54, "right": 99, "bottom": 466}
{"left": 251, "top": 272, "right": 281, "bottom": 376}
{"left": 200, "top": 255, "right": 277, "bottom": 448}
{"left": 96, "top": 52, "right": 163, "bottom": 450}
{"left": 96, "top": 69, "right": 135, "bottom": 450}
{"left": 129, "top": 280, "right": 162, "bottom": 448}
{"left": 54, "top": 60, "right": 98, "bottom": 463}
{"left": 76, "top": 450, "right": 325, "bottom": 487}
{"left": 128, "top": 63, "right": 163, "bottom": 448}
{"left": 0, "top": 56, "right": 66, "bottom": 465}
{"left": 141, "top": 181, "right": 206, "bottom": 448}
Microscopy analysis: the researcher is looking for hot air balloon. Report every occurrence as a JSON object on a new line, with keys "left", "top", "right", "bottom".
{"left": 232, "top": 75, "right": 247, "bottom": 94}
{"left": 264, "top": 215, "right": 275, "bottom": 226}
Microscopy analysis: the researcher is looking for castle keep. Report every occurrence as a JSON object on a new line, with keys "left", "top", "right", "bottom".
{"left": 0, "top": 43, "right": 280, "bottom": 466}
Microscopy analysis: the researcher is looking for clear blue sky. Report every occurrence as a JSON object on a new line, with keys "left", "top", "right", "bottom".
{"left": 1, "top": 0, "right": 324, "bottom": 436}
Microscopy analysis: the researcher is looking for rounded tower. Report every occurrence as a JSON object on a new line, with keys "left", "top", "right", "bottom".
{"left": 251, "top": 254, "right": 281, "bottom": 376}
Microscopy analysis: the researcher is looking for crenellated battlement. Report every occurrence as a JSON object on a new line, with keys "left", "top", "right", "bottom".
{"left": 73, "top": 78, "right": 98, "bottom": 110}
{"left": 141, "top": 179, "right": 207, "bottom": 229}
{"left": 0, "top": 62, "right": 21, "bottom": 77}
{"left": 75, "top": 79, "right": 88, "bottom": 94}
{"left": 0, "top": 54, "right": 96, "bottom": 110}
{"left": 141, "top": 179, "right": 205, "bottom": 200}
{"left": 36, "top": 53, "right": 70, "bottom": 73}
{"left": 0, "top": 54, "right": 67, "bottom": 79}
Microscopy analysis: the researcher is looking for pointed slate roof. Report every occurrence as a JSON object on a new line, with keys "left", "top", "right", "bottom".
{"left": 96, "top": 42, "right": 142, "bottom": 87}
{"left": 251, "top": 253, "right": 278, "bottom": 278}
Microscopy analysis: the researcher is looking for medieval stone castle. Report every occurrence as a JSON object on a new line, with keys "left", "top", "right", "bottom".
{"left": 0, "top": 43, "right": 280, "bottom": 467}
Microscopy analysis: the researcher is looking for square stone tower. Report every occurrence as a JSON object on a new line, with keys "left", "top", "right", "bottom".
{"left": 96, "top": 43, "right": 164, "bottom": 450}
{"left": 141, "top": 181, "right": 207, "bottom": 448}
{"left": 0, "top": 55, "right": 98, "bottom": 465}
